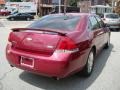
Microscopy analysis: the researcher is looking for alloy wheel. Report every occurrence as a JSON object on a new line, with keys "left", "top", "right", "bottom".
{"left": 87, "top": 51, "right": 94, "bottom": 73}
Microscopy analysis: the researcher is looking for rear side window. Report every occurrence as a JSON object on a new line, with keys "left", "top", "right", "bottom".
{"left": 89, "top": 16, "right": 100, "bottom": 30}
{"left": 95, "top": 16, "right": 105, "bottom": 28}
{"left": 28, "top": 15, "right": 80, "bottom": 31}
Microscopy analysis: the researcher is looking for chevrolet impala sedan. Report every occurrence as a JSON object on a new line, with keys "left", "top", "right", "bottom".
{"left": 6, "top": 13, "right": 110, "bottom": 79}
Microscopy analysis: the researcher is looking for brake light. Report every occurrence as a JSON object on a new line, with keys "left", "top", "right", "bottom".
{"left": 8, "top": 32, "right": 16, "bottom": 47}
{"left": 8, "top": 41, "right": 12, "bottom": 46}
{"left": 56, "top": 37, "right": 79, "bottom": 53}
{"left": 8, "top": 32, "right": 12, "bottom": 42}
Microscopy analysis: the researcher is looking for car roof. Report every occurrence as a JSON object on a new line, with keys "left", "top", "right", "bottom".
{"left": 50, "top": 13, "right": 95, "bottom": 17}
{"left": 104, "top": 13, "right": 119, "bottom": 15}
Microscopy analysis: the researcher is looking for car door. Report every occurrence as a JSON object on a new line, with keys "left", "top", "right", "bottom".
{"left": 95, "top": 16, "right": 108, "bottom": 46}
{"left": 89, "top": 16, "right": 105, "bottom": 51}
{"left": 20, "top": 13, "right": 26, "bottom": 20}
{"left": 15, "top": 13, "right": 21, "bottom": 20}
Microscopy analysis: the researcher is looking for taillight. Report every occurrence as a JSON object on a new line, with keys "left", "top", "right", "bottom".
{"left": 8, "top": 32, "right": 16, "bottom": 47}
{"left": 8, "top": 32, "right": 13, "bottom": 42}
{"left": 8, "top": 41, "right": 12, "bottom": 46}
{"left": 56, "top": 37, "right": 79, "bottom": 53}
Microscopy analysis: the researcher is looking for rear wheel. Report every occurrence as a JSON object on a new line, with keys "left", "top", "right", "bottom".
{"left": 27, "top": 18, "right": 31, "bottom": 21}
{"left": 11, "top": 18, "right": 14, "bottom": 21}
{"left": 3, "top": 14, "right": 6, "bottom": 16}
{"left": 82, "top": 49, "right": 95, "bottom": 77}
{"left": 104, "top": 35, "right": 110, "bottom": 49}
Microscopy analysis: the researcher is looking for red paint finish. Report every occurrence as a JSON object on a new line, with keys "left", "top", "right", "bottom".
{"left": 6, "top": 13, "right": 110, "bottom": 78}
{"left": 0, "top": 10, "right": 11, "bottom": 16}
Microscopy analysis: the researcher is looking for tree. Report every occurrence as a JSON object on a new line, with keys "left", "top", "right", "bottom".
{"left": 69, "top": 0, "right": 79, "bottom": 7}
{"left": 10, "top": 0, "right": 22, "bottom": 2}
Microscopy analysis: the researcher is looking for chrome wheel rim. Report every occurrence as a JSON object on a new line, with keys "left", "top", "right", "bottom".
{"left": 11, "top": 18, "right": 14, "bottom": 21}
{"left": 27, "top": 18, "right": 30, "bottom": 21}
{"left": 87, "top": 52, "right": 94, "bottom": 73}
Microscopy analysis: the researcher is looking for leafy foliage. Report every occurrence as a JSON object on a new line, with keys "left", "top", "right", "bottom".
{"left": 69, "top": 0, "right": 79, "bottom": 7}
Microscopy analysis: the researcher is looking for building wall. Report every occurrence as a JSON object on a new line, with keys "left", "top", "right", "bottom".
{"left": 114, "top": 0, "right": 120, "bottom": 14}
{"left": 78, "top": 1, "right": 91, "bottom": 13}
{"left": 78, "top": 0, "right": 107, "bottom": 13}
{"left": 25, "top": 0, "right": 64, "bottom": 5}
{"left": 0, "top": 0, "right": 5, "bottom": 4}
{"left": 0, "top": 0, "right": 5, "bottom": 9}
{"left": 91, "top": 0, "right": 106, "bottom": 5}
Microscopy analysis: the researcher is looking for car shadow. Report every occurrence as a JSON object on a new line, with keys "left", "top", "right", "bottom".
{"left": 19, "top": 44, "right": 113, "bottom": 90}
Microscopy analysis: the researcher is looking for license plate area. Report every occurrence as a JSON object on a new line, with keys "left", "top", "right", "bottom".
{"left": 20, "top": 56, "right": 34, "bottom": 68}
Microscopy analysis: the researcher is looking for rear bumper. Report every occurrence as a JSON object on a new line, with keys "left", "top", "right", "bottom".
{"left": 6, "top": 44, "right": 74, "bottom": 78}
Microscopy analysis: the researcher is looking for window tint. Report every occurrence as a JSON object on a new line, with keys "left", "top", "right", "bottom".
{"left": 88, "top": 20, "right": 92, "bottom": 30}
{"left": 89, "top": 16, "right": 100, "bottom": 30}
{"left": 95, "top": 16, "right": 105, "bottom": 28}
{"left": 17, "top": 13, "right": 21, "bottom": 16}
{"left": 21, "top": 13, "right": 29, "bottom": 16}
{"left": 21, "top": 13, "right": 25, "bottom": 16}
{"left": 106, "top": 14, "right": 119, "bottom": 19}
{"left": 28, "top": 15, "right": 80, "bottom": 31}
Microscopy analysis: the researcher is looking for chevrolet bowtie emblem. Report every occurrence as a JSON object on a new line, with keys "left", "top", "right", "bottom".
{"left": 47, "top": 46, "right": 54, "bottom": 49}
{"left": 26, "top": 38, "right": 32, "bottom": 41}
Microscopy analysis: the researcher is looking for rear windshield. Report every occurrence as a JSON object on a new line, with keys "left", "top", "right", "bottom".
{"left": 106, "top": 14, "right": 119, "bottom": 19}
{"left": 28, "top": 15, "right": 80, "bottom": 31}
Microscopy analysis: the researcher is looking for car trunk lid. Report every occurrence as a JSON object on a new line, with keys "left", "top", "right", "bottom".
{"left": 9, "top": 28, "right": 67, "bottom": 55}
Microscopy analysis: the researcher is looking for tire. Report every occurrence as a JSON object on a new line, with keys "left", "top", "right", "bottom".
{"left": 3, "top": 14, "right": 6, "bottom": 16}
{"left": 82, "top": 49, "right": 95, "bottom": 77}
{"left": 27, "top": 18, "right": 31, "bottom": 21}
{"left": 104, "top": 35, "right": 110, "bottom": 49}
{"left": 11, "top": 18, "right": 14, "bottom": 21}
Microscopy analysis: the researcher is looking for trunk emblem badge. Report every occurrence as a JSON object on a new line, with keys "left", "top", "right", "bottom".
{"left": 26, "top": 38, "right": 32, "bottom": 41}
{"left": 47, "top": 46, "right": 54, "bottom": 49}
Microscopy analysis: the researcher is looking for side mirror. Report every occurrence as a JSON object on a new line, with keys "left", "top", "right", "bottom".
{"left": 104, "top": 24, "right": 110, "bottom": 27}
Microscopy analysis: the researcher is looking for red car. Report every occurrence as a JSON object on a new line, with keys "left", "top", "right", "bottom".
{"left": 0, "top": 10, "right": 11, "bottom": 16}
{"left": 6, "top": 13, "right": 110, "bottom": 79}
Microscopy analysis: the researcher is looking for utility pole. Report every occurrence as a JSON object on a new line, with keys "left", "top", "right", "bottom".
{"left": 112, "top": 0, "right": 114, "bottom": 12}
{"left": 35, "top": 0, "right": 38, "bottom": 16}
{"left": 64, "top": 0, "right": 67, "bottom": 14}
{"left": 59, "top": 0, "right": 61, "bottom": 13}
{"left": 38, "top": 0, "right": 42, "bottom": 16}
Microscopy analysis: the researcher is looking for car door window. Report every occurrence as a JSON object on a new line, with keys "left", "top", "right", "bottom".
{"left": 17, "top": 13, "right": 21, "bottom": 16}
{"left": 21, "top": 13, "right": 29, "bottom": 17}
{"left": 95, "top": 16, "right": 105, "bottom": 28}
{"left": 19, "top": 13, "right": 24, "bottom": 16}
{"left": 88, "top": 20, "right": 92, "bottom": 31}
{"left": 89, "top": 16, "right": 100, "bottom": 30}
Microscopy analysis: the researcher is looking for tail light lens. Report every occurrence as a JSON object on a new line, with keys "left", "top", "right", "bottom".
{"left": 8, "top": 32, "right": 12, "bottom": 46}
{"left": 8, "top": 41, "right": 12, "bottom": 46}
{"left": 8, "top": 32, "right": 12, "bottom": 42}
{"left": 56, "top": 37, "right": 79, "bottom": 53}
{"left": 8, "top": 32, "right": 16, "bottom": 47}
